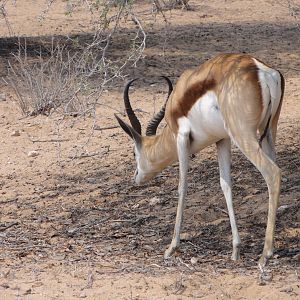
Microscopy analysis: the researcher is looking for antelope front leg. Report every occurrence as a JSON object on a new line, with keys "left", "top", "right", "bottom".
{"left": 164, "top": 130, "right": 190, "bottom": 259}
{"left": 217, "top": 138, "right": 241, "bottom": 260}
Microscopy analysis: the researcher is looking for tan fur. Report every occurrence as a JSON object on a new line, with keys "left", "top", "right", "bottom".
{"left": 141, "top": 126, "right": 177, "bottom": 172}
{"left": 141, "top": 54, "right": 270, "bottom": 170}
{"left": 165, "top": 53, "right": 263, "bottom": 133}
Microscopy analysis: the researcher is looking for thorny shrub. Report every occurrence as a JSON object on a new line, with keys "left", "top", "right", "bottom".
{"left": 7, "top": 0, "right": 146, "bottom": 117}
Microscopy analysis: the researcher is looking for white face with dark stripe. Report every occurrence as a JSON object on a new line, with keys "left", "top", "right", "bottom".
{"left": 133, "top": 145, "right": 160, "bottom": 185}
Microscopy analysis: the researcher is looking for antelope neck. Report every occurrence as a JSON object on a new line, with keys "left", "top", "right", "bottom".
{"left": 143, "top": 126, "right": 177, "bottom": 171}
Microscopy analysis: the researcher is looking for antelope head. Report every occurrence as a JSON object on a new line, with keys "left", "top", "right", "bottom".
{"left": 115, "top": 77, "right": 173, "bottom": 185}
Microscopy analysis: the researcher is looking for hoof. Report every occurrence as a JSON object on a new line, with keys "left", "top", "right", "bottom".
{"left": 164, "top": 245, "right": 177, "bottom": 259}
{"left": 259, "top": 248, "right": 273, "bottom": 270}
{"left": 231, "top": 246, "right": 240, "bottom": 261}
{"left": 231, "top": 249, "right": 240, "bottom": 261}
{"left": 258, "top": 255, "right": 269, "bottom": 272}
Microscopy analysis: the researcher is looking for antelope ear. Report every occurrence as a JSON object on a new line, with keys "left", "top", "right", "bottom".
{"left": 115, "top": 114, "right": 142, "bottom": 147}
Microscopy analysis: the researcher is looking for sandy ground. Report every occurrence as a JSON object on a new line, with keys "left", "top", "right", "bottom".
{"left": 0, "top": 1, "right": 299, "bottom": 299}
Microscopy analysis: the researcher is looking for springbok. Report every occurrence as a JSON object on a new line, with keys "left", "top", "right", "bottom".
{"left": 115, "top": 53, "right": 284, "bottom": 269}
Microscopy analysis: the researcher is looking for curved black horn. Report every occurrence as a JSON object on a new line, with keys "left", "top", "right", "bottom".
{"left": 146, "top": 76, "right": 173, "bottom": 136}
{"left": 161, "top": 75, "right": 173, "bottom": 98}
{"left": 124, "top": 78, "right": 142, "bottom": 135}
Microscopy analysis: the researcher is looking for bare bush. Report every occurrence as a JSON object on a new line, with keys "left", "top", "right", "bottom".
{"left": 9, "top": 43, "right": 89, "bottom": 116}
{"left": 7, "top": 0, "right": 146, "bottom": 117}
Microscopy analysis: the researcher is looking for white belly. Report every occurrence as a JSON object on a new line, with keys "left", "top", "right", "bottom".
{"left": 186, "top": 91, "right": 228, "bottom": 153}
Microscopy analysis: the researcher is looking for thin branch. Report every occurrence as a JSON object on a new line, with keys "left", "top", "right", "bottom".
{"left": 0, "top": 222, "right": 19, "bottom": 232}
{"left": 30, "top": 138, "right": 70, "bottom": 143}
{"left": 93, "top": 125, "right": 119, "bottom": 131}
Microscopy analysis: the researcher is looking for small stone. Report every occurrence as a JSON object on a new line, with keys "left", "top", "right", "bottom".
{"left": 11, "top": 130, "right": 21, "bottom": 137}
{"left": 67, "top": 228, "right": 78, "bottom": 236}
{"left": 191, "top": 257, "right": 198, "bottom": 265}
{"left": 79, "top": 291, "right": 87, "bottom": 298}
{"left": 149, "top": 197, "right": 161, "bottom": 206}
{"left": 180, "top": 232, "right": 194, "bottom": 241}
{"left": 52, "top": 253, "right": 66, "bottom": 261}
{"left": 28, "top": 150, "right": 39, "bottom": 157}
{"left": 0, "top": 93, "right": 6, "bottom": 101}
{"left": 86, "top": 177, "right": 96, "bottom": 184}
{"left": 277, "top": 205, "right": 289, "bottom": 211}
